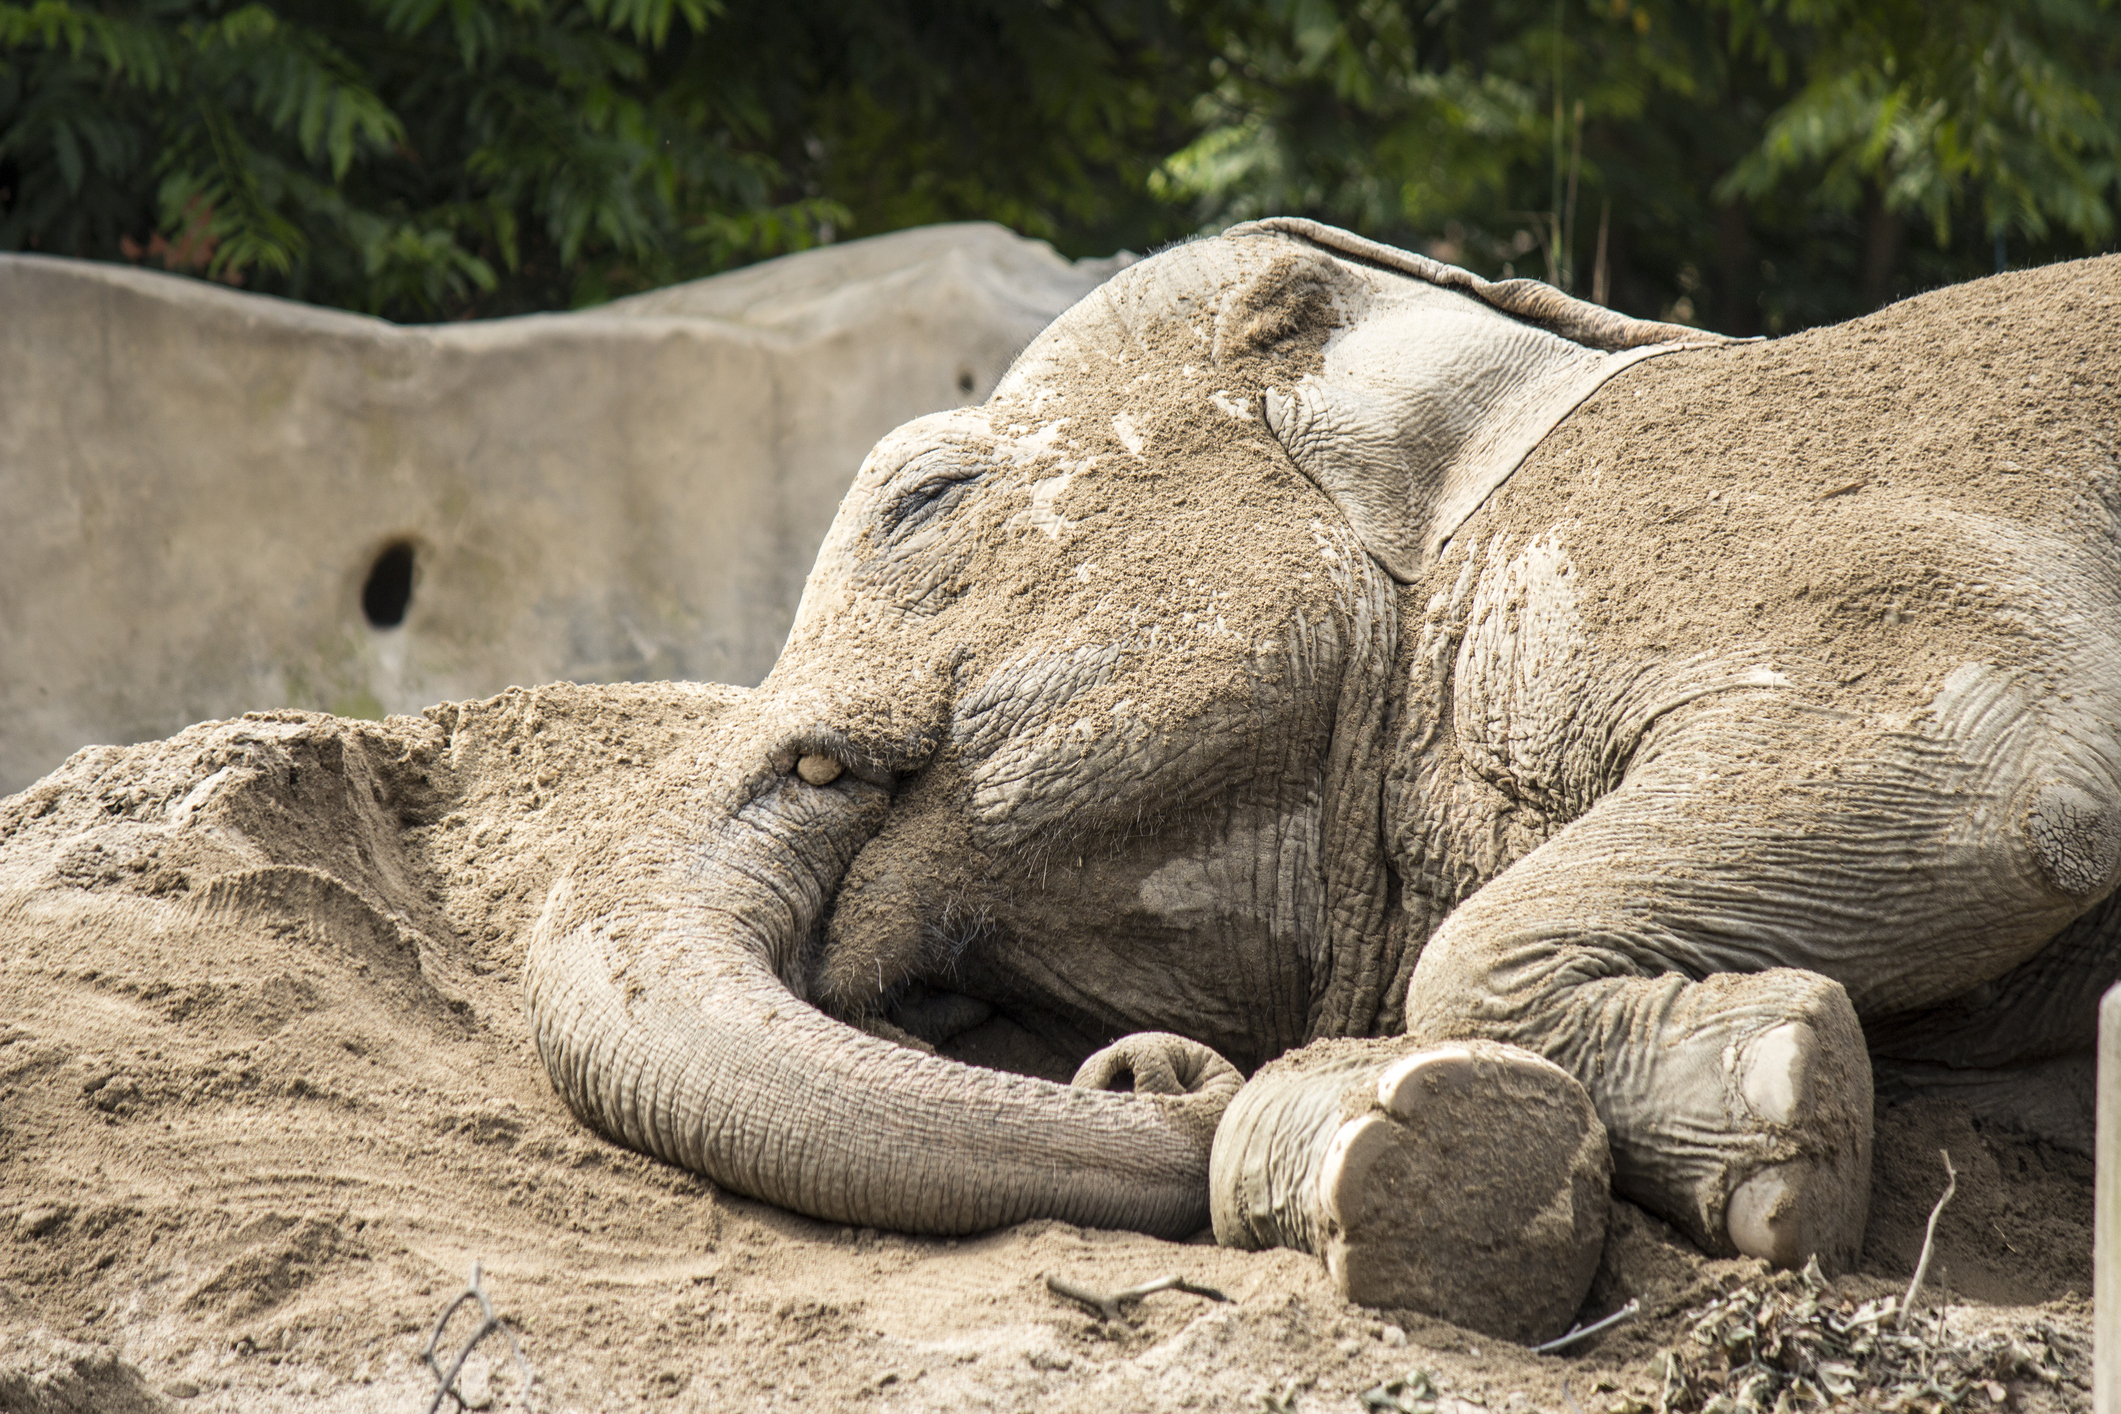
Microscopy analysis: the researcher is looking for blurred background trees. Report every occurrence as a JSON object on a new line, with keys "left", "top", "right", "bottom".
{"left": 3, "top": 0, "right": 2116, "bottom": 330}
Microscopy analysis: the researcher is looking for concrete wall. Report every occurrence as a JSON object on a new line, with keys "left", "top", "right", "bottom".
{"left": 0, "top": 225, "right": 1124, "bottom": 793}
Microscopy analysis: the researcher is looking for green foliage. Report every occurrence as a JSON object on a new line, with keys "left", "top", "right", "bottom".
{"left": 2, "top": 1, "right": 2117, "bottom": 328}
{"left": 0, "top": 0, "right": 837, "bottom": 314}
{"left": 1719, "top": 0, "right": 2121, "bottom": 247}
{"left": 1155, "top": 0, "right": 2121, "bottom": 333}
{"left": 0, "top": 0, "right": 1210, "bottom": 317}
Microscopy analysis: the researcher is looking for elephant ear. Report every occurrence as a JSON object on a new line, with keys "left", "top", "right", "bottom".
{"left": 1231, "top": 217, "right": 1736, "bottom": 582}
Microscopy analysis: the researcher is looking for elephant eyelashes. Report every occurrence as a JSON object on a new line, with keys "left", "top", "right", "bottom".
{"left": 883, "top": 462, "right": 985, "bottom": 538}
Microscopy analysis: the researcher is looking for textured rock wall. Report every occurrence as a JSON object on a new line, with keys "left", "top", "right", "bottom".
{"left": 0, "top": 224, "right": 1123, "bottom": 792}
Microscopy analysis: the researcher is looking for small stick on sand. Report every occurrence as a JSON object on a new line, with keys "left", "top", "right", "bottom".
{"left": 1531, "top": 1298, "right": 1640, "bottom": 1355}
{"left": 1044, "top": 1272, "right": 1229, "bottom": 1322}
{"left": 422, "top": 1261, "right": 538, "bottom": 1414}
{"left": 1896, "top": 1148, "right": 1958, "bottom": 1331}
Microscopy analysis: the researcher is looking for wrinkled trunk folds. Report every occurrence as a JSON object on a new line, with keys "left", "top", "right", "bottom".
{"left": 525, "top": 770, "right": 1226, "bottom": 1237}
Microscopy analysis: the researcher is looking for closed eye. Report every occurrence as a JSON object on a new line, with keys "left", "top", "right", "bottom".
{"left": 883, "top": 459, "right": 985, "bottom": 538}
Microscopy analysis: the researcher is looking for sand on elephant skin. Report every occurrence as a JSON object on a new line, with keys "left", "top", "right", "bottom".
{"left": 3, "top": 253, "right": 2114, "bottom": 1412}
{"left": 1485, "top": 253, "right": 2121, "bottom": 723}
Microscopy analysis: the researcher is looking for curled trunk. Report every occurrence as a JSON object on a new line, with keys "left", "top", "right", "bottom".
{"left": 525, "top": 771, "right": 1231, "bottom": 1236}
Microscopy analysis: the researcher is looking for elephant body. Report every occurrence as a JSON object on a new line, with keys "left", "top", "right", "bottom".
{"left": 525, "top": 227, "right": 2121, "bottom": 1339}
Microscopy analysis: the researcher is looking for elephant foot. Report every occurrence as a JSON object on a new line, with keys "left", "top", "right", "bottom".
{"left": 1719, "top": 1013, "right": 1872, "bottom": 1268}
{"left": 1317, "top": 1045, "right": 1611, "bottom": 1339}
{"left": 1211, "top": 1039, "right": 1610, "bottom": 1345}
{"left": 1617, "top": 971, "right": 1872, "bottom": 1271}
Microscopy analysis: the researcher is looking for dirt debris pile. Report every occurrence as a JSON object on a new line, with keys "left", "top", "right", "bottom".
{"left": 1648, "top": 1260, "right": 2082, "bottom": 1413}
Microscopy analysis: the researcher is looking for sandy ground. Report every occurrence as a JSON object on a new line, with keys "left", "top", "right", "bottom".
{"left": 0, "top": 683, "right": 2095, "bottom": 1413}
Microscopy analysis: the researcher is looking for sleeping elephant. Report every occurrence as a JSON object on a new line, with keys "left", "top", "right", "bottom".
{"left": 526, "top": 221, "right": 2121, "bottom": 1341}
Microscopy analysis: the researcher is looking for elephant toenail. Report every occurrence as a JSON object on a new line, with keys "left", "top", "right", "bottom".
{"left": 1317, "top": 1115, "right": 1397, "bottom": 1231}
{"left": 1374, "top": 1046, "right": 1476, "bottom": 1118}
{"left": 796, "top": 754, "right": 845, "bottom": 786}
{"left": 1726, "top": 1162, "right": 1803, "bottom": 1265}
{"left": 1262, "top": 387, "right": 1289, "bottom": 434}
{"left": 1739, "top": 1022, "right": 1806, "bottom": 1126}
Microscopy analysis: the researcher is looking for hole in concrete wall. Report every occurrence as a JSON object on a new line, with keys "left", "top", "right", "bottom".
{"left": 956, "top": 368, "right": 976, "bottom": 397}
{"left": 361, "top": 542, "right": 417, "bottom": 628}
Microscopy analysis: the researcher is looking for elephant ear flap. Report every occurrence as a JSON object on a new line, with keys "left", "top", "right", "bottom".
{"left": 1260, "top": 289, "right": 1724, "bottom": 587}
{"left": 1263, "top": 381, "right": 1430, "bottom": 584}
{"left": 1263, "top": 333, "right": 1675, "bottom": 585}
{"left": 1241, "top": 219, "right": 1735, "bottom": 584}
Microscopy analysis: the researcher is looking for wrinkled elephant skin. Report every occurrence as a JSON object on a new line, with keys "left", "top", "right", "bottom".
{"left": 526, "top": 223, "right": 2121, "bottom": 1341}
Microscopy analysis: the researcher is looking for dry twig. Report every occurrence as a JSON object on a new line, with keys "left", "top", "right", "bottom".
{"left": 1647, "top": 1248, "right": 2076, "bottom": 1412}
{"left": 1896, "top": 1148, "right": 1958, "bottom": 1331}
{"left": 1533, "top": 1298, "right": 1641, "bottom": 1355}
{"left": 423, "top": 1260, "right": 537, "bottom": 1414}
{"left": 1044, "top": 1271, "right": 1228, "bottom": 1322}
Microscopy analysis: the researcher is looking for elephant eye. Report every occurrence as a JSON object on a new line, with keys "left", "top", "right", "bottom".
{"left": 883, "top": 458, "right": 984, "bottom": 538}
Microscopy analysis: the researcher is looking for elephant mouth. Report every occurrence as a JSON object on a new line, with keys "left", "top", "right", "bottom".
{"left": 774, "top": 733, "right": 1001, "bottom": 1036}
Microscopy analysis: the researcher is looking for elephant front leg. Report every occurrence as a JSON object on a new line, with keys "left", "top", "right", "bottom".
{"left": 1402, "top": 791, "right": 1884, "bottom": 1270}
{"left": 1207, "top": 1038, "right": 1610, "bottom": 1343}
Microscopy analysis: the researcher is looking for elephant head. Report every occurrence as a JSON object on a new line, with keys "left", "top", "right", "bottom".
{"left": 523, "top": 224, "right": 1716, "bottom": 1239}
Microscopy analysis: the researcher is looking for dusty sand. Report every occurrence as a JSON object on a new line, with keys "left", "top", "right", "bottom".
{"left": 0, "top": 682, "right": 2093, "bottom": 1412}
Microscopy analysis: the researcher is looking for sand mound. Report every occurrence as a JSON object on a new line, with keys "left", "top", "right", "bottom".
{"left": 0, "top": 682, "right": 2091, "bottom": 1412}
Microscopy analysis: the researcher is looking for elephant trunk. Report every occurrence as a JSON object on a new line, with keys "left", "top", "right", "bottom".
{"left": 524, "top": 765, "right": 1227, "bottom": 1236}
